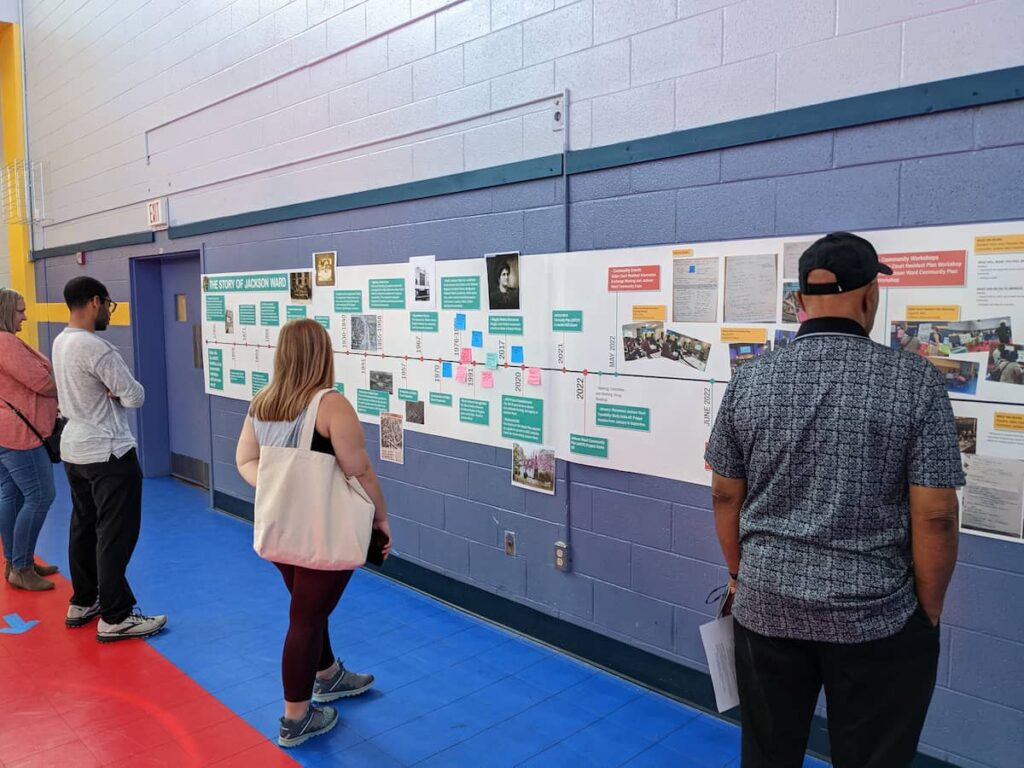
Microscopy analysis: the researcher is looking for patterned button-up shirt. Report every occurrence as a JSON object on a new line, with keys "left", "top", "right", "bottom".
{"left": 705, "top": 316, "right": 965, "bottom": 643}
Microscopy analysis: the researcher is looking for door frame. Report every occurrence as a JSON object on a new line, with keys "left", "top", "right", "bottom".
{"left": 129, "top": 249, "right": 213, "bottom": 503}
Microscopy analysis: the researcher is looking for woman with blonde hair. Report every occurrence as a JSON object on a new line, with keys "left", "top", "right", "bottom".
{"left": 235, "top": 318, "right": 389, "bottom": 748}
{"left": 0, "top": 288, "right": 60, "bottom": 591}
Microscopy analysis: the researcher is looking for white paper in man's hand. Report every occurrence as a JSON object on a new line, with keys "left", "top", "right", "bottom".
{"left": 700, "top": 615, "right": 740, "bottom": 713}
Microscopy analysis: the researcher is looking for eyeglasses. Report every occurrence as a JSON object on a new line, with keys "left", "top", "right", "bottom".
{"left": 104, "top": 298, "right": 118, "bottom": 314}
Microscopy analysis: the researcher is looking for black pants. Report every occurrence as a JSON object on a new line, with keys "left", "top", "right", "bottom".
{"left": 734, "top": 607, "right": 939, "bottom": 768}
{"left": 65, "top": 450, "right": 143, "bottom": 625}
{"left": 275, "top": 562, "right": 353, "bottom": 702}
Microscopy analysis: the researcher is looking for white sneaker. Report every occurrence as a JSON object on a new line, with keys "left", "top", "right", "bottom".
{"left": 66, "top": 599, "right": 101, "bottom": 628}
{"left": 96, "top": 611, "right": 167, "bottom": 643}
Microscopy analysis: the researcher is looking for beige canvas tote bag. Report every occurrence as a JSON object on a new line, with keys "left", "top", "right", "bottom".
{"left": 253, "top": 388, "right": 374, "bottom": 570}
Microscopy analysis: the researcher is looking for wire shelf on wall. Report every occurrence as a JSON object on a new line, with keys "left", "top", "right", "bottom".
{"left": 0, "top": 160, "right": 46, "bottom": 225}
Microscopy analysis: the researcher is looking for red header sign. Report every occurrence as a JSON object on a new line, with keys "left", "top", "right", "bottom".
{"left": 877, "top": 250, "right": 967, "bottom": 287}
{"left": 608, "top": 265, "right": 660, "bottom": 291}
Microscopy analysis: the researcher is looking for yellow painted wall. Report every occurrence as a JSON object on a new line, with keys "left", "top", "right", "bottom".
{"left": 0, "top": 21, "right": 38, "bottom": 348}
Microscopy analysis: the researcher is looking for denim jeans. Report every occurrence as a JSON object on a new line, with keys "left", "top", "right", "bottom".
{"left": 0, "top": 444, "right": 56, "bottom": 570}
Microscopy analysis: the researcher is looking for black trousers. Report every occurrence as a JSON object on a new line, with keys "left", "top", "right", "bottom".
{"left": 734, "top": 606, "right": 939, "bottom": 768}
{"left": 65, "top": 450, "right": 143, "bottom": 625}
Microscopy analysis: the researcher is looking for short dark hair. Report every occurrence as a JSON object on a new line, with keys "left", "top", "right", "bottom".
{"left": 64, "top": 276, "right": 110, "bottom": 310}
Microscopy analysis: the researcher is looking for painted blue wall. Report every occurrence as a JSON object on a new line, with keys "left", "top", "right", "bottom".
{"left": 33, "top": 100, "right": 1024, "bottom": 768}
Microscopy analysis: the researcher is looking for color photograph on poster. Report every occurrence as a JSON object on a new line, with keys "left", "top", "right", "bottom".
{"left": 314, "top": 252, "right": 336, "bottom": 287}
{"left": 370, "top": 371, "right": 393, "bottom": 394}
{"left": 410, "top": 254, "right": 436, "bottom": 308}
{"left": 956, "top": 417, "right": 978, "bottom": 455}
{"left": 622, "top": 322, "right": 665, "bottom": 361}
{"left": 486, "top": 252, "right": 520, "bottom": 310}
{"left": 380, "top": 413, "right": 404, "bottom": 464}
{"left": 781, "top": 281, "right": 801, "bottom": 324}
{"left": 511, "top": 443, "right": 555, "bottom": 495}
{"left": 928, "top": 358, "right": 980, "bottom": 395}
{"left": 775, "top": 330, "right": 797, "bottom": 349}
{"left": 728, "top": 343, "right": 768, "bottom": 373}
{"left": 664, "top": 330, "right": 712, "bottom": 371}
{"left": 988, "top": 345, "right": 1024, "bottom": 385}
{"left": 893, "top": 317, "right": 1012, "bottom": 358}
{"left": 289, "top": 271, "right": 312, "bottom": 301}
{"left": 350, "top": 315, "right": 379, "bottom": 352}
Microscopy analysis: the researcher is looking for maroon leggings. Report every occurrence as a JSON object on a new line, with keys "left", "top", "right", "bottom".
{"left": 274, "top": 563, "right": 353, "bottom": 702}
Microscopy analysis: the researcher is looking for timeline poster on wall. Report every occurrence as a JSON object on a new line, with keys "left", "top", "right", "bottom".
{"left": 201, "top": 269, "right": 312, "bottom": 400}
{"left": 199, "top": 222, "right": 1024, "bottom": 541}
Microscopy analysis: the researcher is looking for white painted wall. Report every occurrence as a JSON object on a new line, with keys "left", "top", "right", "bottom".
{"left": 22, "top": 0, "right": 1024, "bottom": 248}
{"left": 0, "top": 0, "right": 18, "bottom": 24}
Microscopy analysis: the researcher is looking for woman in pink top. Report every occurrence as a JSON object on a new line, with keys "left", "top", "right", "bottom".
{"left": 0, "top": 288, "right": 59, "bottom": 591}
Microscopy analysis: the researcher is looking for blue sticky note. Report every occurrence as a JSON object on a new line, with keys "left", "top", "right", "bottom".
{"left": 688, "top": 264, "right": 696, "bottom": 273}
{"left": 454, "top": 313, "right": 467, "bottom": 330}
{"left": 471, "top": 331, "right": 483, "bottom": 348}
{"left": 442, "top": 362, "right": 453, "bottom": 378}
{"left": 511, "top": 346, "right": 524, "bottom": 364}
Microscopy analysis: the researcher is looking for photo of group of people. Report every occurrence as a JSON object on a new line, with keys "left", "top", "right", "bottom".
{"left": 622, "top": 322, "right": 667, "bottom": 361}
{"left": 289, "top": 271, "right": 312, "bottom": 301}
{"left": 891, "top": 317, "right": 1012, "bottom": 358}
{"left": 728, "top": 343, "right": 769, "bottom": 373}
{"left": 622, "top": 323, "right": 712, "bottom": 371}
{"left": 988, "top": 344, "right": 1024, "bottom": 385}
{"left": 928, "top": 358, "right": 981, "bottom": 395}
{"left": 956, "top": 417, "right": 977, "bottom": 455}
{"left": 775, "top": 330, "right": 797, "bottom": 349}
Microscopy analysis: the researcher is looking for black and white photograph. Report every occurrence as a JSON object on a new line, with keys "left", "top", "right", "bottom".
{"left": 224, "top": 308, "right": 234, "bottom": 334}
{"left": 289, "top": 270, "right": 312, "bottom": 301}
{"left": 410, "top": 254, "right": 436, "bottom": 308}
{"left": 622, "top": 322, "right": 665, "bottom": 361}
{"left": 370, "top": 370, "right": 393, "bottom": 394}
{"left": 350, "top": 314, "right": 379, "bottom": 352}
{"left": 956, "top": 417, "right": 977, "bottom": 455}
{"left": 380, "top": 413, "right": 404, "bottom": 464}
{"left": 406, "top": 400, "right": 425, "bottom": 425}
{"left": 314, "top": 251, "right": 336, "bottom": 287}
{"left": 486, "top": 251, "right": 520, "bottom": 310}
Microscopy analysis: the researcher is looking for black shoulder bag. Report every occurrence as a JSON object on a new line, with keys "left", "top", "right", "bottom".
{"left": 1, "top": 398, "right": 66, "bottom": 463}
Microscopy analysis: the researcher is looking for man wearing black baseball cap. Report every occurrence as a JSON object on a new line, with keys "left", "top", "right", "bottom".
{"left": 706, "top": 232, "right": 963, "bottom": 766}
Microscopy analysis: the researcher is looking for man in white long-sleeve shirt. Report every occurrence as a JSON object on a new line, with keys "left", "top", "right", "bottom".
{"left": 52, "top": 277, "right": 166, "bottom": 642}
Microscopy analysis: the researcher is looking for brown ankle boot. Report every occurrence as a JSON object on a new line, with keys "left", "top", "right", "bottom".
{"left": 9, "top": 567, "right": 55, "bottom": 591}
{"left": 3, "top": 560, "right": 10, "bottom": 582}
{"left": 33, "top": 561, "right": 59, "bottom": 577}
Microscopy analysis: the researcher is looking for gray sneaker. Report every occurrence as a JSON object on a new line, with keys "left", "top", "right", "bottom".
{"left": 312, "top": 660, "right": 374, "bottom": 703}
{"left": 278, "top": 704, "right": 338, "bottom": 748}
{"left": 96, "top": 611, "right": 167, "bottom": 643}
{"left": 66, "top": 599, "right": 101, "bottom": 628}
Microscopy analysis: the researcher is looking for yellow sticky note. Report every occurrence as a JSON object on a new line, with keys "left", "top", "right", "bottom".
{"left": 975, "top": 235, "right": 1024, "bottom": 254}
{"left": 672, "top": 248, "right": 694, "bottom": 257}
{"left": 906, "top": 305, "right": 961, "bottom": 321}
{"left": 994, "top": 412, "right": 1024, "bottom": 432}
{"left": 632, "top": 305, "right": 667, "bottom": 322}
{"left": 721, "top": 327, "right": 768, "bottom": 343}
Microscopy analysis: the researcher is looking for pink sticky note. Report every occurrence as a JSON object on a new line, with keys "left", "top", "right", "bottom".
{"left": 456, "top": 365, "right": 468, "bottom": 383}
{"left": 460, "top": 347, "right": 473, "bottom": 363}
{"left": 527, "top": 367, "right": 542, "bottom": 386}
{"left": 481, "top": 371, "right": 494, "bottom": 388}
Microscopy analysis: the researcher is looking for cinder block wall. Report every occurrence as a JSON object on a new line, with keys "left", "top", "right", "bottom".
{"left": 33, "top": 102, "right": 1024, "bottom": 767}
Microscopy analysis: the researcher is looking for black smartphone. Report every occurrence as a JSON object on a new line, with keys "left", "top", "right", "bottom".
{"left": 366, "top": 528, "right": 390, "bottom": 567}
